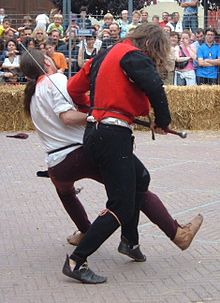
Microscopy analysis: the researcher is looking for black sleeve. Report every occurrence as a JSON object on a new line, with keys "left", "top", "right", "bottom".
{"left": 120, "top": 51, "right": 171, "bottom": 128}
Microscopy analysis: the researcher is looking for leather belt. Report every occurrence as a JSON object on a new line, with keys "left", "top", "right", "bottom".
{"left": 87, "top": 116, "right": 132, "bottom": 130}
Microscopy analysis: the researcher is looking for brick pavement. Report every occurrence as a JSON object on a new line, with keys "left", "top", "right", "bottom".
{"left": 0, "top": 130, "right": 220, "bottom": 303}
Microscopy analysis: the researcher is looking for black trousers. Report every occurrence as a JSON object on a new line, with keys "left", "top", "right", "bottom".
{"left": 71, "top": 122, "right": 149, "bottom": 264}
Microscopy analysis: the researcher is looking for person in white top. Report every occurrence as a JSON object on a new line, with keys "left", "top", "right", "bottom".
{"left": 166, "top": 12, "right": 183, "bottom": 33}
{"left": 20, "top": 49, "right": 203, "bottom": 284}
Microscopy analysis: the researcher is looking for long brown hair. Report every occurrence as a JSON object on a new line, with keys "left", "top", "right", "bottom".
{"left": 126, "top": 23, "right": 170, "bottom": 72}
{"left": 20, "top": 49, "right": 45, "bottom": 116}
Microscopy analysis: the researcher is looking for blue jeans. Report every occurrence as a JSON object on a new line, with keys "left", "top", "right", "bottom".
{"left": 182, "top": 14, "right": 198, "bottom": 34}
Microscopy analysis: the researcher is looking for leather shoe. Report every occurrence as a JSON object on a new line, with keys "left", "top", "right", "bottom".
{"left": 62, "top": 255, "right": 107, "bottom": 284}
{"left": 118, "top": 236, "right": 146, "bottom": 262}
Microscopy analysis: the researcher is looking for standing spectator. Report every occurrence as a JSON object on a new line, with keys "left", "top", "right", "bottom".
{"left": 159, "top": 12, "right": 169, "bottom": 28}
{"left": 140, "top": 9, "right": 148, "bottom": 23}
{"left": 163, "top": 25, "right": 172, "bottom": 35}
{"left": 101, "top": 13, "right": 114, "bottom": 30}
{"left": 127, "top": 10, "right": 141, "bottom": 32}
{"left": 152, "top": 15, "right": 160, "bottom": 26}
{"left": 32, "top": 28, "right": 47, "bottom": 49}
{"left": 118, "top": 10, "right": 130, "bottom": 38}
{"left": 45, "top": 39, "right": 67, "bottom": 73}
{"left": 1, "top": 39, "right": 20, "bottom": 83}
{"left": 0, "top": 8, "right": 6, "bottom": 24}
{"left": 174, "top": 30, "right": 196, "bottom": 86}
{"left": 181, "top": 0, "right": 199, "bottom": 34}
{"left": 166, "top": 12, "right": 183, "bottom": 33}
{"left": 47, "top": 14, "right": 64, "bottom": 38}
{"left": 196, "top": 28, "right": 220, "bottom": 85}
{"left": 192, "top": 28, "right": 204, "bottom": 75}
{"left": 109, "top": 22, "right": 120, "bottom": 42}
{"left": 77, "top": 35, "right": 98, "bottom": 68}
{"left": 35, "top": 13, "right": 50, "bottom": 31}
{"left": 76, "top": 6, "right": 91, "bottom": 29}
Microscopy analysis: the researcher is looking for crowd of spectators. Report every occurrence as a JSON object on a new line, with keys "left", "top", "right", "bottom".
{"left": 0, "top": 5, "right": 219, "bottom": 85}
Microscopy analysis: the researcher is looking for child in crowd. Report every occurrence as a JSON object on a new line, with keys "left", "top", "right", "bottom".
{"left": 47, "top": 14, "right": 64, "bottom": 38}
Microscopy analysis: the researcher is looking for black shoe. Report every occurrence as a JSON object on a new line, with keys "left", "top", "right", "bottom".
{"left": 36, "top": 170, "right": 50, "bottom": 178}
{"left": 62, "top": 255, "right": 107, "bottom": 284}
{"left": 118, "top": 236, "right": 146, "bottom": 262}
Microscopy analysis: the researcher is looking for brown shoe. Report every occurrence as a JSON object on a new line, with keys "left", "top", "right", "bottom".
{"left": 67, "top": 231, "right": 85, "bottom": 246}
{"left": 173, "top": 214, "right": 203, "bottom": 250}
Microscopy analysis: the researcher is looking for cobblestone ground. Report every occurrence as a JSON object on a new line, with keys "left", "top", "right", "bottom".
{"left": 0, "top": 130, "right": 220, "bottom": 303}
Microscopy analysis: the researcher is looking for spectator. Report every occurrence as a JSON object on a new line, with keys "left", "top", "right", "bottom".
{"left": 23, "top": 37, "right": 36, "bottom": 50}
{"left": 35, "top": 13, "right": 50, "bottom": 31}
{"left": 65, "top": 14, "right": 79, "bottom": 36}
{"left": 47, "top": 14, "right": 64, "bottom": 38}
{"left": 0, "top": 8, "right": 6, "bottom": 24}
{"left": 77, "top": 35, "right": 98, "bottom": 68}
{"left": 109, "top": 22, "right": 120, "bottom": 42}
{"left": 39, "top": 42, "right": 46, "bottom": 55}
{"left": 58, "top": 30, "right": 80, "bottom": 74}
{"left": 1, "top": 39, "right": 20, "bottom": 83}
{"left": 159, "top": 12, "right": 169, "bottom": 28}
{"left": 17, "top": 15, "right": 33, "bottom": 32}
{"left": 101, "top": 13, "right": 114, "bottom": 30}
{"left": 140, "top": 9, "right": 148, "bottom": 23}
{"left": 76, "top": 6, "right": 91, "bottom": 29}
{"left": 0, "top": 16, "right": 17, "bottom": 39}
{"left": 3, "top": 28, "right": 16, "bottom": 41}
{"left": 23, "top": 26, "right": 33, "bottom": 38}
{"left": 196, "top": 28, "right": 220, "bottom": 85}
{"left": 152, "top": 15, "right": 160, "bottom": 26}
{"left": 193, "top": 28, "right": 204, "bottom": 51}
{"left": 127, "top": 10, "right": 141, "bottom": 32}
{"left": 100, "top": 28, "right": 111, "bottom": 40}
{"left": 174, "top": 30, "right": 196, "bottom": 86}
{"left": 166, "top": 12, "right": 183, "bottom": 33}
{"left": 32, "top": 28, "right": 47, "bottom": 49}
{"left": 181, "top": 0, "right": 199, "bottom": 34}
{"left": 49, "top": 28, "right": 65, "bottom": 49}
{"left": 118, "top": 10, "right": 130, "bottom": 38}
{"left": 163, "top": 25, "right": 172, "bottom": 35}
{"left": 164, "top": 31, "right": 180, "bottom": 84}
{"left": 45, "top": 39, "right": 67, "bottom": 73}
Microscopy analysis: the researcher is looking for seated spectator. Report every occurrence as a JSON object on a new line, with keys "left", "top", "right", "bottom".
{"left": 166, "top": 12, "right": 183, "bottom": 33}
{"left": 0, "top": 16, "right": 17, "bottom": 39}
{"left": 127, "top": 10, "right": 141, "bottom": 32}
{"left": 39, "top": 42, "right": 46, "bottom": 55}
{"left": 23, "top": 26, "right": 33, "bottom": 38}
{"left": 65, "top": 13, "right": 79, "bottom": 36}
{"left": 174, "top": 30, "right": 196, "bottom": 86}
{"left": 100, "top": 29, "right": 111, "bottom": 40}
{"left": 101, "top": 13, "right": 114, "bottom": 30}
{"left": 35, "top": 13, "right": 50, "bottom": 31}
{"left": 45, "top": 38, "right": 67, "bottom": 73}
{"left": 1, "top": 39, "right": 20, "bottom": 83}
{"left": 48, "top": 28, "right": 65, "bottom": 49}
{"left": 76, "top": 6, "right": 92, "bottom": 29}
{"left": 152, "top": 15, "right": 160, "bottom": 26}
{"left": 77, "top": 34, "right": 98, "bottom": 68}
{"left": 163, "top": 25, "right": 172, "bottom": 35}
{"left": 32, "top": 27, "right": 47, "bottom": 49}
{"left": 117, "top": 10, "right": 129, "bottom": 38}
{"left": 47, "top": 14, "right": 64, "bottom": 38}
{"left": 196, "top": 28, "right": 220, "bottom": 85}
{"left": 23, "top": 37, "right": 36, "bottom": 50}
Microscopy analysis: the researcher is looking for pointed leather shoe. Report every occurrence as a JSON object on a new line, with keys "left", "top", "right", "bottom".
{"left": 62, "top": 255, "right": 107, "bottom": 284}
{"left": 173, "top": 214, "right": 203, "bottom": 250}
{"left": 118, "top": 236, "right": 146, "bottom": 262}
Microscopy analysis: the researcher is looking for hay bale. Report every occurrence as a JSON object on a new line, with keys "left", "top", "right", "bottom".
{"left": 0, "top": 85, "right": 34, "bottom": 131}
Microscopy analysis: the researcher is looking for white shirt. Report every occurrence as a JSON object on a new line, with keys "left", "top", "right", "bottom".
{"left": 166, "top": 21, "right": 183, "bottom": 33}
{"left": 30, "top": 73, "right": 85, "bottom": 167}
{"left": 2, "top": 55, "right": 20, "bottom": 68}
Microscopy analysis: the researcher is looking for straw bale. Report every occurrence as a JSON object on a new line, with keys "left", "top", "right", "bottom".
{"left": 0, "top": 84, "right": 220, "bottom": 131}
{"left": 0, "top": 85, "right": 34, "bottom": 131}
